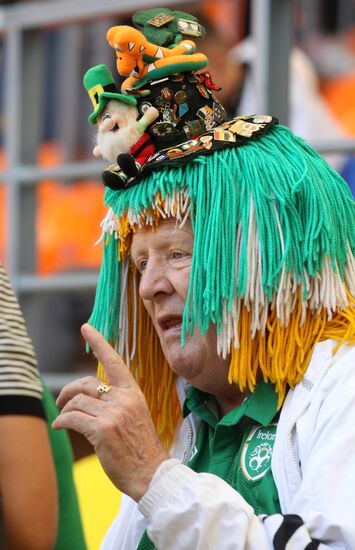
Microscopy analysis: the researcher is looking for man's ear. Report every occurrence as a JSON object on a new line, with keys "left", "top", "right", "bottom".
{"left": 93, "top": 145, "right": 102, "bottom": 158}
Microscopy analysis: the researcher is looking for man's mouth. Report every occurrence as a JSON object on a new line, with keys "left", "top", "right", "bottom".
{"left": 110, "top": 123, "right": 119, "bottom": 133}
{"left": 158, "top": 316, "right": 183, "bottom": 332}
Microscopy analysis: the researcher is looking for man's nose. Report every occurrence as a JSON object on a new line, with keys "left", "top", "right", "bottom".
{"left": 138, "top": 260, "right": 173, "bottom": 301}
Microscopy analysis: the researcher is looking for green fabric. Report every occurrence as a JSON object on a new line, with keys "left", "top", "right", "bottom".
{"left": 184, "top": 380, "right": 281, "bottom": 515}
{"left": 137, "top": 532, "right": 156, "bottom": 550}
{"left": 131, "top": 59, "right": 208, "bottom": 90}
{"left": 42, "top": 384, "right": 87, "bottom": 550}
{"left": 83, "top": 64, "right": 137, "bottom": 124}
{"left": 138, "top": 381, "right": 280, "bottom": 550}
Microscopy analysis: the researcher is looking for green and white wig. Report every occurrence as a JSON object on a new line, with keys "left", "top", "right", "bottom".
{"left": 90, "top": 124, "right": 355, "bottom": 445}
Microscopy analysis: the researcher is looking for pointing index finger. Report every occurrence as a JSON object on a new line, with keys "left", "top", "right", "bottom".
{"left": 81, "top": 323, "right": 132, "bottom": 388}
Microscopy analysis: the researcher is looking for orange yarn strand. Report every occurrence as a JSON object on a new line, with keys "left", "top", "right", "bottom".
{"left": 128, "top": 271, "right": 180, "bottom": 447}
{"left": 229, "top": 295, "right": 355, "bottom": 409}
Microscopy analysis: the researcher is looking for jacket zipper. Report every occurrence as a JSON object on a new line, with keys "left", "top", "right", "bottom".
{"left": 176, "top": 381, "right": 194, "bottom": 464}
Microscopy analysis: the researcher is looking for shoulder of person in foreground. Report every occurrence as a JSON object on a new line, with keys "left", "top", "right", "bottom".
{"left": 0, "top": 263, "right": 58, "bottom": 550}
{"left": 42, "top": 382, "right": 87, "bottom": 550}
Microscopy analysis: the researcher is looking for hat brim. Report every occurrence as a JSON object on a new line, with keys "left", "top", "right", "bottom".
{"left": 89, "top": 92, "right": 137, "bottom": 124}
{"left": 128, "top": 114, "right": 278, "bottom": 185}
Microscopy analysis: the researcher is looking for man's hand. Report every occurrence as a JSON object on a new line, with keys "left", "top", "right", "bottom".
{"left": 52, "top": 323, "right": 169, "bottom": 502}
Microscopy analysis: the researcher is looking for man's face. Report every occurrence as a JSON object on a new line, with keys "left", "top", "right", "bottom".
{"left": 131, "top": 219, "right": 229, "bottom": 392}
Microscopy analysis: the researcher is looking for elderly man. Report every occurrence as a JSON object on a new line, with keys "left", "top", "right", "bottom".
{"left": 53, "top": 10, "right": 355, "bottom": 550}
{"left": 53, "top": 138, "right": 355, "bottom": 549}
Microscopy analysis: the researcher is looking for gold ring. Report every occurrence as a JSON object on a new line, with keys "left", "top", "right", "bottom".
{"left": 96, "top": 382, "right": 111, "bottom": 397}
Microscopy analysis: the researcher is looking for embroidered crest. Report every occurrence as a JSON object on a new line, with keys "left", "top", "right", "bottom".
{"left": 240, "top": 423, "right": 277, "bottom": 481}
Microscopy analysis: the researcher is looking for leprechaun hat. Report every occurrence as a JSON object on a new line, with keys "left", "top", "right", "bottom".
{"left": 83, "top": 64, "right": 137, "bottom": 124}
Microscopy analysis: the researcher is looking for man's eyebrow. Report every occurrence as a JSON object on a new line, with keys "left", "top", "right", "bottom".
{"left": 130, "top": 242, "right": 148, "bottom": 261}
{"left": 130, "top": 247, "right": 140, "bottom": 261}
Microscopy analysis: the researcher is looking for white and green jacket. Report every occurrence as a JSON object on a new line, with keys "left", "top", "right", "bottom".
{"left": 101, "top": 339, "right": 355, "bottom": 549}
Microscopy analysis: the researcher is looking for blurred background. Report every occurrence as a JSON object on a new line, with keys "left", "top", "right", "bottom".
{"left": 2, "top": 0, "right": 355, "bottom": 545}
{"left": 1, "top": 0, "right": 355, "bottom": 448}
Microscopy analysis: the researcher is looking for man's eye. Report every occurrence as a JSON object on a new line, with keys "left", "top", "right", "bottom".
{"left": 172, "top": 251, "right": 184, "bottom": 260}
{"left": 102, "top": 113, "right": 111, "bottom": 121}
{"left": 138, "top": 259, "right": 148, "bottom": 271}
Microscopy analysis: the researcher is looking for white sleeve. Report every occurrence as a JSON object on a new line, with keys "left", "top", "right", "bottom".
{"left": 138, "top": 459, "right": 321, "bottom": 550}
{"left": 273, "top": 344, "right": 355, "bottom": 550}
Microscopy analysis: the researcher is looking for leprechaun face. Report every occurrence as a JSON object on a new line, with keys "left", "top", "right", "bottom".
{"left": 94, "top": 100, "right": 142, "bottom": 162}
{"left": 131, "top": 218, "right": 233, "bottom": 403}
{"left": 98, "top": 106, "right": 128, "bottom": 133}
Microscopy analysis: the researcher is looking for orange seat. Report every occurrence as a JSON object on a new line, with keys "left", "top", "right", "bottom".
{"left": 322, "top": 73, "right": 355, "bottom": 136}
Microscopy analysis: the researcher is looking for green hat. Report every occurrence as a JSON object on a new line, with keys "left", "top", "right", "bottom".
{"left": 83, "top": 64, "right": 137, "bottom": 124}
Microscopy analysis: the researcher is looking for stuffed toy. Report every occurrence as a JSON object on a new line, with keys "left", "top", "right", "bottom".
{"left": 106, "top": 17, "right": 208, "bottom": 92}
{"left": 83, "top": 64, "right": 159, "bottom": 190}
{"left": 132, "top": 8, "right": 206, "bottom": 47}
{"left": 83, "top": 11, "right": 225, "bottom": 190}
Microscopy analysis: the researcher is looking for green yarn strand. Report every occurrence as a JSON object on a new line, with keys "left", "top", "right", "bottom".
{"left": 88, "top": 236, "right": 121, "bottom": 345}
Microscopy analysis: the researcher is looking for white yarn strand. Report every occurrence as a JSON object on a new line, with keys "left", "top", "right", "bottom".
{"left": 345, "top": 241, "right": 355, "bottom": 297}
{"left": 118, "top": 259, "right": 130, "bottom": 365}
{"left": 129, "top": 270, "right": 138, "bottom": 362}
{"left": 95, "top": 207, "right": 118, "bottom": 245}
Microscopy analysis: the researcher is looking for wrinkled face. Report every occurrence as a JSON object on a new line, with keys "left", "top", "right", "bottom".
{"left": 131, "top": 218, "right": 229, "bottom": 393}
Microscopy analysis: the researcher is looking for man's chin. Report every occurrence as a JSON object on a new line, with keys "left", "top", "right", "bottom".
{"left": 162, "top": 345, "right": 194, "bottom": 376}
